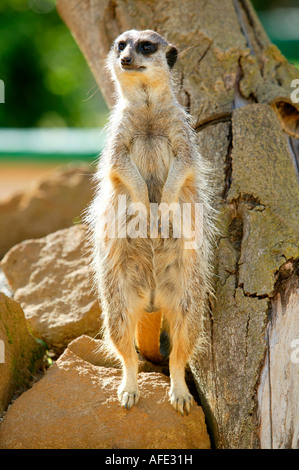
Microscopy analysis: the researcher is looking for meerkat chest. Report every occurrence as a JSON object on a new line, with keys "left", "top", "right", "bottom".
{"left": 129, "top": 110, "right": 174, "bottom": 202}
{"left": 131, "top": 132, "right": 173, "bottom": 203}
{"left": 131, "top": 132, "right": 172, "bottom": 174}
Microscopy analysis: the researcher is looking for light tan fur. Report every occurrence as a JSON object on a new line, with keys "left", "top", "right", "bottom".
{"left": 86, "top": 30, "right": 216, "bottom": 415}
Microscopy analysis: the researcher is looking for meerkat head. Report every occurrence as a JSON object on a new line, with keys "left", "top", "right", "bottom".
{"left": 107, "top": 30, "right": 178, "bottom": 92}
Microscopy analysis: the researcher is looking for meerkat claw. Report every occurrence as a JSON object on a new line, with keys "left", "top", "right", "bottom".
{"left": 169, "top": 391, "right": 194, "bottom": 416}
{"left": 118, "top": 389, "right": 140, "bottom": 410}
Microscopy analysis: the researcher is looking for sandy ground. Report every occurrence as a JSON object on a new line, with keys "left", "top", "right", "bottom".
{"left": 0, "top": 162, "right": 62, "bottom": 201}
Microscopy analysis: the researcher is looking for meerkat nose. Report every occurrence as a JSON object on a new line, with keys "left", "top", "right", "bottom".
{"left": 121, "top": 56, "right": 132, "bottom": 66}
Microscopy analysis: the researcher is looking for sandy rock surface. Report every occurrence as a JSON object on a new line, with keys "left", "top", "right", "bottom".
{"left": 1, "top": 225, "right": 101, "bottom": 352}
{"left": 0, "top": 293, "right": 44, "bottom": 414}
{"left": 0, "top": 164, "right": 94, "bottom": 257}
{"left": 0, "top": 334, "right": 210, "bottom": 449}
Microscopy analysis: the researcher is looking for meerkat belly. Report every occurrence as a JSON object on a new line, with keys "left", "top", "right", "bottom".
{"left": 130, "top": 134, "right": 173, "bottom": 204}
{"left": 127, "top": 134, "right": 174, "bottom": 313}
{"left": 129, "top": 134, "right": 182, "bottom": 313}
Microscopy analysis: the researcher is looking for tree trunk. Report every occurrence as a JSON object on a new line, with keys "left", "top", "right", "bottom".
{"left": 57, "top": 0, "right": 299, "bottom": 449}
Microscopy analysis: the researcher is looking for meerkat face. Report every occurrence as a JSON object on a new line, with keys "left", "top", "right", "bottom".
{"left": 108, "top": 30, "right": 178, "bottom": 85}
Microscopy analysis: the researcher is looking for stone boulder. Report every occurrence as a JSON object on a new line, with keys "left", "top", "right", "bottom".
{"left": 1, "top": 225, "right": 101, "bottom": 352}
{"left": 0, "top": 292, "right": 44, "bottom": 414}
{"left": 0, "top": 163, "right": 94, "bottom": 257}
{"left": 0, "top": 335, "right": 210, "bottom": 449}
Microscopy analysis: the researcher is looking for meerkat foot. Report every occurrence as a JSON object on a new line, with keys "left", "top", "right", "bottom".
{"left": 169, "top": 387, "right": 194, "bottom": 416}
{"left": 118, "top": 385, "right": 140, "bottom": 410}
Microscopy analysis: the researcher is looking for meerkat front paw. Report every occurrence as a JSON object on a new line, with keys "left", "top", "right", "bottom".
{"left": 118, "top": 385, "right": 140, "bottom": 410}
{"left": 169, "top": 388, "right": 194, "bottom": 416}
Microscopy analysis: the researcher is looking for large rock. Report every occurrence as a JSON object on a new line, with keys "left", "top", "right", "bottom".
{"left": 0, "top": 292, "right": 44, "bottom": 414}
{"left": 0, "top": 163, "right": 94, "bottom": 257}
{"left": 0, "top": 335, "right": 210, "bottom": 449}
{"left": 1, "top": 225, "right": 101, "bottom": 352}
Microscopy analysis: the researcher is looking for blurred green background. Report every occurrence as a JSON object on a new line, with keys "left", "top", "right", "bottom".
{"left": 0, "top": 0, "right": 109, "bottom": 129}
{"left": 0, "top": 0, "right": 298, "bottom": 130}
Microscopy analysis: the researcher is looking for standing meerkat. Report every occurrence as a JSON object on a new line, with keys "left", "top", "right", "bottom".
{"left": 86, "top": 30, "right": 216, "bottom": 415}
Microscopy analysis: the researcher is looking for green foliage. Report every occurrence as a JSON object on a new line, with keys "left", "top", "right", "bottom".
{"left": 0, "top": 0, "right": 108, "bottom": 128}
{"left": 251, "top": 0, "right": 299, "bottom": 10}
{"left": 0, "top": 1, "right": 297, "bottom": 129}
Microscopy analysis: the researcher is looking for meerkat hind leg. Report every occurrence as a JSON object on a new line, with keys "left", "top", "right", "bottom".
{"left": 167, "top": 314, "right": 194, "bottom": 415}
{"left": 118, "top": 355, "right": 139, "bottom": 410}
{"left": 169, "top": 357, "right": 194, "bottom": 416}
{"left": 108, "top": 313, "right": 140, "bottom": 409}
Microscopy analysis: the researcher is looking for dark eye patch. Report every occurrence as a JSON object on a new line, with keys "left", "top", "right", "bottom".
{"left": 137, "top": 41, "right": 158, "bottom": 55}
{"left": 117, "top": 41, "right": 126, "bottom": 52}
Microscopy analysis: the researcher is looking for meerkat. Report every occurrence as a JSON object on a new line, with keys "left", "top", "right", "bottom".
{"left": 86, "top": 30, "right": 216, "bottom": 415}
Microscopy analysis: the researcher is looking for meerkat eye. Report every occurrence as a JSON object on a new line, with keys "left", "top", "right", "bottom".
{"left": 118, "top": 41, "right": 126, "bottom": 51}
{"left": 142, "top": 42, "right": 152, "bottom": 51}
{"left": 139, "top": 41, "right": 156, "bottom": 55}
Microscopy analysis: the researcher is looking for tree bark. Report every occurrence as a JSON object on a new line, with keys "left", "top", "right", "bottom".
{"left": 57, "top": 0, "right": 299, "bottom": 448}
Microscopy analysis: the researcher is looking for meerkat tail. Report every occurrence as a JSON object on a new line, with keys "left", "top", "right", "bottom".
{"left": 135, "top": 310, "right": 163, "bottom": 364}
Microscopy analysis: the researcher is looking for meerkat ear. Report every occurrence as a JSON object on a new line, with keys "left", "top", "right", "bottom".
{"left": 166, "top": 44, "right": 178, "bottom": 69}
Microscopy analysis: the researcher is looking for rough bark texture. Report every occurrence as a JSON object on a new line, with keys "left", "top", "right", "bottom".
{"left": 57, "top": 0, "right": 299, "bottom": 448}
